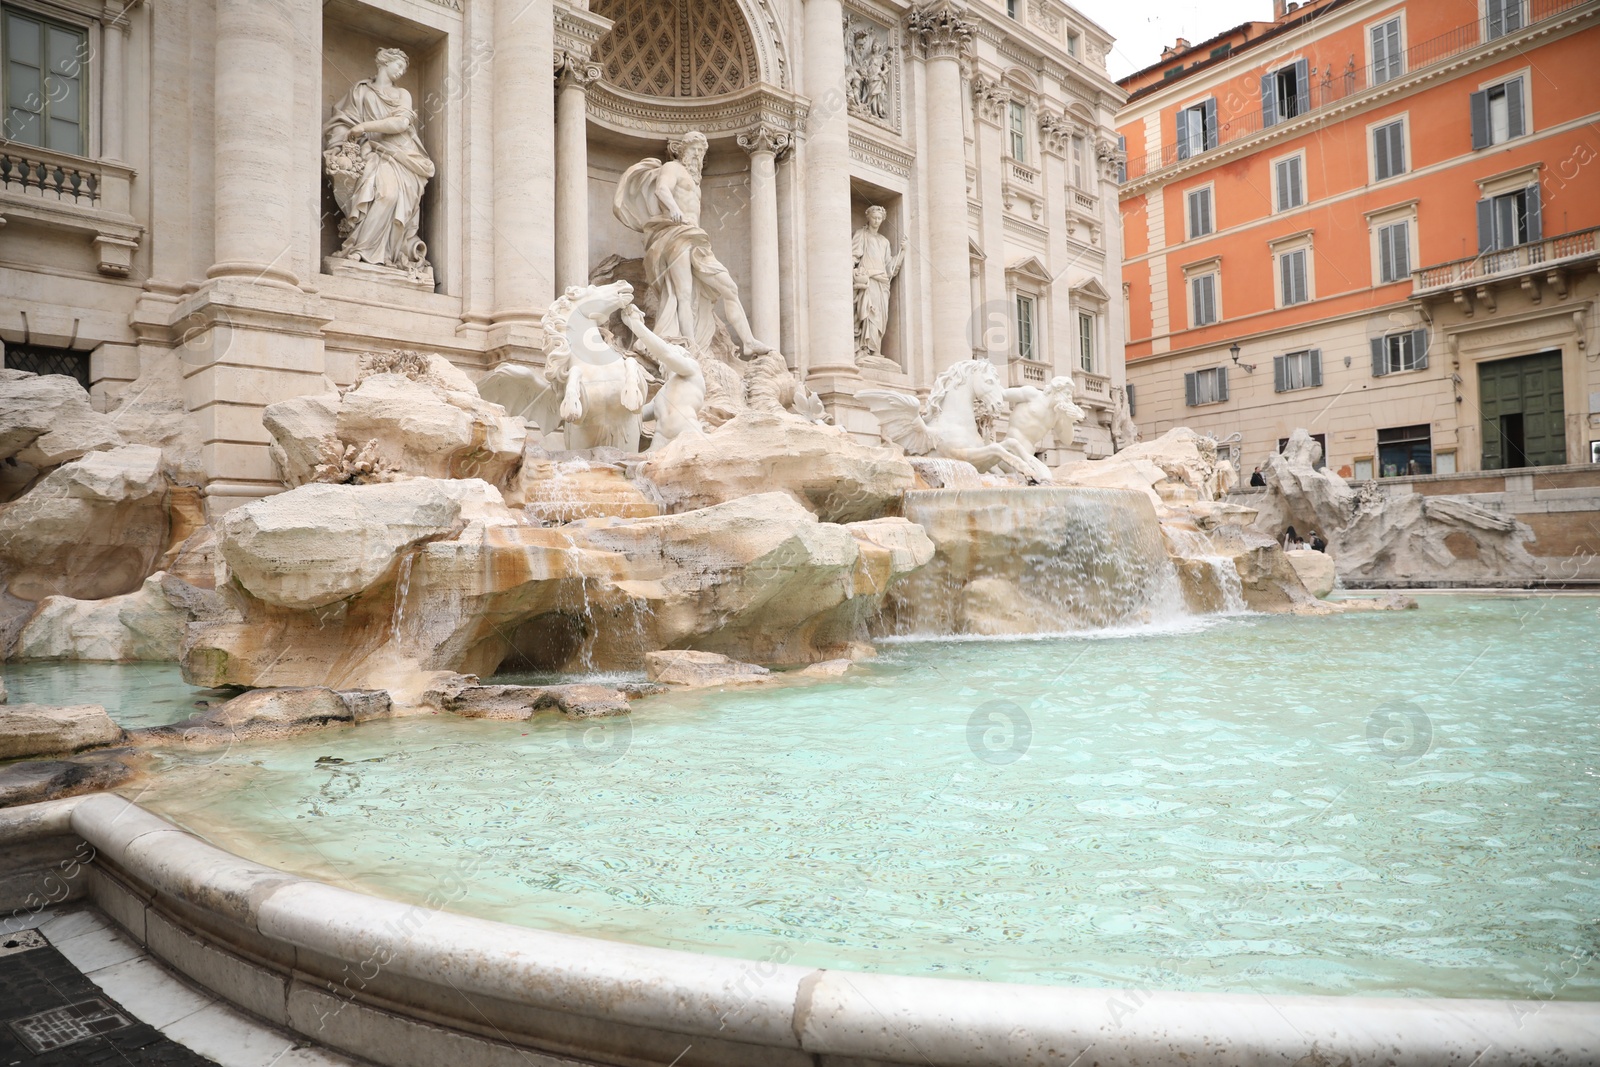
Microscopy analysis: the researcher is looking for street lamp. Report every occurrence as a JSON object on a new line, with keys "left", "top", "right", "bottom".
{"left": 1229, "top": 342, "right": 1256, "bottom": 373}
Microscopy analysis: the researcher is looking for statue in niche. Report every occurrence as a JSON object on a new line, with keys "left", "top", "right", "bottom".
{"left": 323, "top": 48, "right": 435, "bottom": 279}
{"left": 852, "top": 206, "right": 904, "bottom": 365}
{"left": 1002, "top": 376, "right": 1084, "bottom": 469}
{"left": 613, "top": 131, "right": 773, "bottom": 358}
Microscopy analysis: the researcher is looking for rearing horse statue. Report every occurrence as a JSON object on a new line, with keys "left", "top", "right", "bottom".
{"left": 860, "top": 360, "right": 1053, "bottom": 483}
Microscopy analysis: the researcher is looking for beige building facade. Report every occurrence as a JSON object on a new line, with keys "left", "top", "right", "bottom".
{"left": 1, "top": 0, "right": 1128, "bottom": 519}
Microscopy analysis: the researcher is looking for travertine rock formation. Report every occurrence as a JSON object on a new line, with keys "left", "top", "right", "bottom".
{"left": 1056, "top": 427, "right": 1231, "bottom": 505}
{"left": 262, "top": 351, "right": 526, "bottom": 490}
{"left": 1285, "top": 548, "right": 1337, "bottom": 598}
{"left": 1262, "top": 428, "right": 1540, "bottom": 583}
{"left": 13, "top": 573, "right": 189, "bottom": 661}
{"left": 0, "top": 444, "right": 169, "bottom": 601}
{"left": 637, "top": 412, "right": 915, "bottom": 523}
{"left": 184, "top": 489, "right": 933, "bottom": 690}
{"left": 217, "top": 479, "right": 468, "bottom": 611}
{"left": 0, "top": 369, "right": 123, "bottom": 468}
{"left": 0, "top": 703, "right": 124, "bottom": 760}
{"left": 645, "top": 650, "right": 772, "bottom": 688}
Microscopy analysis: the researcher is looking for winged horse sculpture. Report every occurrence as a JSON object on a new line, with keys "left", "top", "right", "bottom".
{"left": 859, "top": 359, "right": 1053, "bottom": 483}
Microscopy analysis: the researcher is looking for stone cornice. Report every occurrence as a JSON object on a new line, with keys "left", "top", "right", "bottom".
{"left": 586, "top": 82, "right": 808, "bottom": 141}
{"left": 553, "top": 2, "right": 611, "bottom": 56}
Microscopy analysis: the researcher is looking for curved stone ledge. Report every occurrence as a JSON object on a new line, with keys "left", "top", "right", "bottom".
{"left": 1, "top": 794, "right": 1594, "bottom": 1066}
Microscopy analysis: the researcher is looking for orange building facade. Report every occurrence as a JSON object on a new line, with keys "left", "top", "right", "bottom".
{"left": 1116, "top": 0, "right": 1600, "bottom": 478}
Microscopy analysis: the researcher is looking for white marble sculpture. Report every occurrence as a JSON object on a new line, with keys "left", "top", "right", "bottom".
{"left": 620, "top": 303, "right": 706, "bottom": 450}
{"left": 860, "top": 360, "right": 1052, "bottom": 482}
{"left": 613, "top": 131, "right": 773, "bottom": 357}
{"left": 1111, "top": 386, "right": 1140, "bottom": 451}
{"left": 847, "top": 28, "right": 891, "bottom": 122}
{"left": 852, "top": 206, "right": 904, "bottom": 365}
{"left": 323, "top": 48, "right": 435, "bottom": 278}
{"left": 548, "top": 282, "right": 652, "bottom": 452}
{"left": 1002, "top": 376, "right": 1083, "bottom": 473}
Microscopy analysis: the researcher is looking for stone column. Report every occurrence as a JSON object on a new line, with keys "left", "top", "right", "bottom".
{"left": 908, "top": 3, "right": 976, "bottom": 373}
{"left": 801, "top": 0, "right": 857, "bottom": 376}
{"left": 99, "top": 1, "right": 129, "bottom": 163}
{"left": 737, "top": 124, "right": 791, "bottom": 347}
{"left": 554, "top": 53, "right": 599, "bottom": 292}
{"left": 210, "top": 0, "right": 298, "bottom": 286}
{"left": 492, "top": 0, "right": 556, "bottom": 324}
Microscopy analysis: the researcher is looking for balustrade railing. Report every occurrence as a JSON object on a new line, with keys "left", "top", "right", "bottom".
{"left": 0, "top": 144, "right": 101, "bottom": 205}
{"left": 1413, "top": 226, "right": 1600, "bottom": 292}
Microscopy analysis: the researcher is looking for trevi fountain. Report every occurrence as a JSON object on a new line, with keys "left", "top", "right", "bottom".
{"left": 1, "top": 1, "right": 1597, "bottom": 1064}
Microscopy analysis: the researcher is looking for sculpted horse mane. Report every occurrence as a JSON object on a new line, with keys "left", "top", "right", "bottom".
{"left": 926, "top": 360, "right": 1004, "bottom": 437}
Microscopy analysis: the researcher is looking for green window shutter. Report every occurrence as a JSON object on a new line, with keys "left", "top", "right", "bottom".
{"left": 1184, "top": 371, "right": 1198, "bottom": 407}
{"left": 1371, "top": 337, "right": 1387, "bottom": 377}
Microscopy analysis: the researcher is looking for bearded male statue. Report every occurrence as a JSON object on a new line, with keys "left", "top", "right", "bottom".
{"left": 613, "top": 131, "right": 773, "bottom": 357}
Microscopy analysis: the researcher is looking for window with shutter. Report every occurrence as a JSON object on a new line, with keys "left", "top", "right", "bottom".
{"left": 1378, "top": 220, "right": 1410, "bottom": 283}
{"left": 1275, "top": 350, "right": 1321, "bottom": 392}
{"left": 1275, "top": 157, "right": 1304, "bottom": 211}
{"left": 1188, "top": 366, "right": 1228, "bottom": 405}
{"left": 1488, "top": 0, "right": 1523, "bottom": 40}
{"left": 1190, "top": 273, "right": 1219, "bottom": 327}
{"left": 1370, "top": 337, "right": 1387, "bottom": 377}
{"left": 1279, "top": 249, "right": 1309, "bottom": 306}
{"left": 1009, "top": 102, "right": 1028, "bottom": 161}
{"left": 1371, "top": 19, "right": 1402, "bottom": 83}
{"left": 1187, "top": 188, "right": 1213, "bottom": 238}
{"left": 1269, "top": 60, "right": 1307, "bottom": 122}
{"left": 1373, "top": 120, "right": 1405, "bottom": 180}
{"left": 1175, "top": 103, "right": 1214, "bottom": 160}
{"left": 1015, "top": 294, "right": 1036, "bottom": 360}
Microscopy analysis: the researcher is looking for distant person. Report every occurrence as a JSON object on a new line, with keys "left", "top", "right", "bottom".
{"left": 1283, "top": 525, "right": 1299, "bottom": 551}
{"left": 1310, "top": 531, "right": 1327, "bottom": 552}
{"left": 1250, "top": 465, "right": 1267, "bottom": 487}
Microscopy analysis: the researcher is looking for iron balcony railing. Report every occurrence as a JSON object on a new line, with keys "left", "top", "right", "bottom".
{"left": 1412, "top": 225, "right": 1600, "bottom": 292}
{"left": 1124, "top": 0, "right": 1594, "bottom": 182}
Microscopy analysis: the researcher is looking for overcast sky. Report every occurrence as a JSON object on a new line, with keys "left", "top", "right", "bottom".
{"left": 1084, "top": 0, "right": 1272, "bottom": 80}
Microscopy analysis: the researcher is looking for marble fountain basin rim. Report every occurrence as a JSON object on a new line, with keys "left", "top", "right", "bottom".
{"left": 5, "top": 793, "right": 1596, "bottom": 1067}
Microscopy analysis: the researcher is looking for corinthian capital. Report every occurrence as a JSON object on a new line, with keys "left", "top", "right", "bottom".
{"left": 906, "top": 2, "right": 975, "bottom": 61}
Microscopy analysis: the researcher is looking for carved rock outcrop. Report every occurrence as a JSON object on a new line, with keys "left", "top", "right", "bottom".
{"left": 217, "top": 479, "right": 468, "bottom": 611}
{"left": 1056, "top": 427, "right": 1232, "bottom": 505}
{"left": 0, "top": 444, "right": 169, "bottom": 601}
{"left": 13, "top": 573, "right": 190, "bottom": 661}
{"left": 0, "top": 703, "right": 124, "bottom": 760}
{"left": 184, "top": 492, "right": 933, "bottom": 691}
{"left": 0, "top": 369, "right": 123, "bottom": 468}
{"left": 637, "top": 412, "right": 915, "bottom": 523}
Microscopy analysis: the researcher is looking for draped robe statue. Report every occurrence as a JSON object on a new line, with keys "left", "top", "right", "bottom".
{"left": 323, "top": 48, "right": 435, "bottom": 275}
{"left": 852, "top": 206, "right": 904, "bottom": 363}
{"left": 612, "top": 131, "right": 771, "bottom": 357}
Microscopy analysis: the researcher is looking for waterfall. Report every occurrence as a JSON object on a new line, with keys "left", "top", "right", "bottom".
{"left": 883, "top": 487, "right": 1188, "bottom": 637}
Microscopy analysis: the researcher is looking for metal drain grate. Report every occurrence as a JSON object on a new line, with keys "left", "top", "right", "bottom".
{"left": 0, "top": 929, "right": 47, "bottom": 957}
{"left": 9, "top": 998, "right": 133, "bottom": 1053}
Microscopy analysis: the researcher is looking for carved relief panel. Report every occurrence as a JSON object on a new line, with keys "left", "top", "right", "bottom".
{"left": 843, "top": 8, "right": 900, "bottom": 133}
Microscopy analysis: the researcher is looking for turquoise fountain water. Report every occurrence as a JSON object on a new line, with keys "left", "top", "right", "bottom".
{"left": 124, "top": 595, "right": 1600, "bottom": 1001}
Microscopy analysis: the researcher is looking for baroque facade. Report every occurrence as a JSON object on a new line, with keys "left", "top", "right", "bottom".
{"left": 1117, "top": 0, "right": 1600, "bottom": 479}
{"left": 0, "top": 0, "right": 1126, "bottom": 517}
